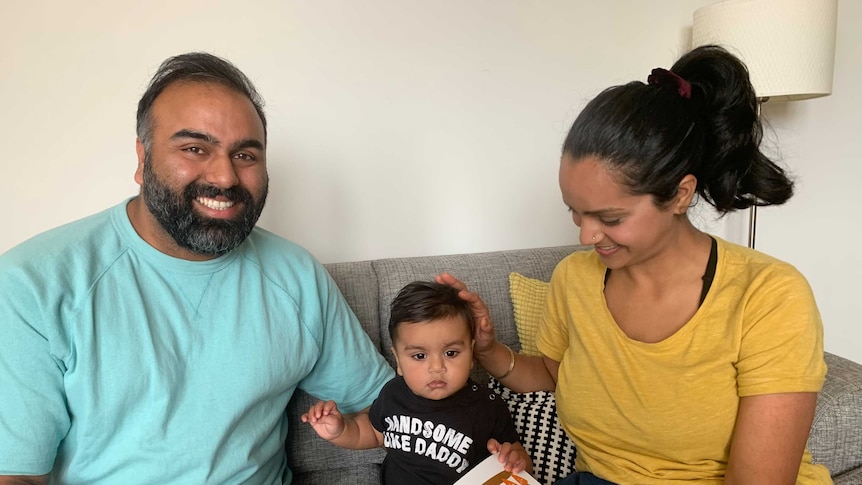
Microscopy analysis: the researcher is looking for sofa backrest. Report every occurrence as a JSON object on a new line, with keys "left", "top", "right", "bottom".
{"left": 370, "top": 245, "right": 583, "bottom": 373}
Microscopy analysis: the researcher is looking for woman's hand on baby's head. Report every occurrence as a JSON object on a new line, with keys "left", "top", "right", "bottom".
{"left": 301, "top": 400, "right": 345, "bottom": 441}
{"left": 435, "top": 272, "right": 497, "bottom": 354}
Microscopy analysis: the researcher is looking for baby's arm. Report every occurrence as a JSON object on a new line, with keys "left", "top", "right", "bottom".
{"left": 301, "top": 400, "right": 384, "bottom": 449}
{"left": 487, "top": 439, "right": 534, "bottom": 475}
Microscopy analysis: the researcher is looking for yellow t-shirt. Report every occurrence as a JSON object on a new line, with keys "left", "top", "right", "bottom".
{"left": 535, "top": 237, "right": 831, "bottom": 484}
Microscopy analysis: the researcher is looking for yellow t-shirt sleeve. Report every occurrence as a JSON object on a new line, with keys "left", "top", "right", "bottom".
{"left": 736, "top": 262, "right": 827, "bottom": 396}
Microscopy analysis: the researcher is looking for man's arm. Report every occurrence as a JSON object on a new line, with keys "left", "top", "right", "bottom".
{"left": 0, "top": 475, "right": 49, "bottom": 485}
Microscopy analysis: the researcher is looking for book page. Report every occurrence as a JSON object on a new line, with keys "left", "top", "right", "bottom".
{"left": 454, "top": 453, "right": 541, "bottom": 485}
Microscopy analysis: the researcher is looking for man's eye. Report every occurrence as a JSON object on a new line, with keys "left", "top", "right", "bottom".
{"left": 184, "top": 147, "right": 203, "bottom": 154}
{"left": 234, "top": 152, "right": 255, "bottom": 161}
{"left": 411, "top": 353, "right": 426, "bottom": 361}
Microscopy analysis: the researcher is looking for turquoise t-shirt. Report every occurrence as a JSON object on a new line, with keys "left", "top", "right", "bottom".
{"left": 0, "top": 200, "right": 394, "bottom": 484}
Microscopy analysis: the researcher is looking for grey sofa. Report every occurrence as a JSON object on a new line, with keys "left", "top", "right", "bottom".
{"left": 286, "top": 245, "right": 862, "bottom": 484}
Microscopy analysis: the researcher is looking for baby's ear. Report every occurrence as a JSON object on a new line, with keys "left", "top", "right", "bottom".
{"left": 391, "top": 347, "right": 403, "bottom": 376}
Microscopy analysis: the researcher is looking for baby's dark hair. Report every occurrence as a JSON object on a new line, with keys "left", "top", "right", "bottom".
{"left": 562, "top": 45, "right": 792, "bottom": 213}
{"left": 388, "top": 281, "right": 475, "bottom": 343}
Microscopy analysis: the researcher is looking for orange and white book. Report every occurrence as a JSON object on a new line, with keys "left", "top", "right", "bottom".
{"left": 454, "top": 453, "right": 541, "bottom": 485}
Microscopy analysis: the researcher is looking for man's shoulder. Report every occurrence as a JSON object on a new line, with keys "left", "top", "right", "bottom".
{"left": 0, "top": 204, "right": 121, "bottom": 269}
{"left": 237, "top": 228, "right": 335, "bottom": 294}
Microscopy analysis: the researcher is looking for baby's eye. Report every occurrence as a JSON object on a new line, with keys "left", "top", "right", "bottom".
{"left": 444, "top": 350, "right": 459, "bottom": 358}
{"left": 411, "top": 353, "right": 427, "bottom": 361}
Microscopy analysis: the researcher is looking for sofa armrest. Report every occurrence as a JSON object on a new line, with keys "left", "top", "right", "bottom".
{"left": 833, "top": 465, "right": 862, "bottom": 485}
{"left": 807, "top": 352, "right": 862, "bottom": 477}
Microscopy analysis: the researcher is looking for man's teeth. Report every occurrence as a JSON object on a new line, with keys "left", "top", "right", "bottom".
{"left": 197, "top": 197, "right": 235, "bottom": 210}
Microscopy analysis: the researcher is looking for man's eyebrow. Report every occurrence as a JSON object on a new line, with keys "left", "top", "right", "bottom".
{"left": 171, "top": 129, "right": 218, "bottom": 144}
{"left": 170, "top": 131, "right": 263, "bottom": 152}
{"left": 230, "top": 138, "right": 265, "bottom": 152}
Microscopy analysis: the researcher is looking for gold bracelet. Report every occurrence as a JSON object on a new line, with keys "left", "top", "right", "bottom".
{"left": 497, "top": 344, "right": 516, "bottom": 379}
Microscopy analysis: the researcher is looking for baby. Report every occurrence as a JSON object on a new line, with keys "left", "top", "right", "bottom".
{"left": 302, "top": 281, "right": 532, "bottom": 484}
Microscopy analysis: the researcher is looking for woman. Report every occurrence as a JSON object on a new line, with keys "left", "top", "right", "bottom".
{"left": 438, "top": 45, "right": 830, "bottom": 484}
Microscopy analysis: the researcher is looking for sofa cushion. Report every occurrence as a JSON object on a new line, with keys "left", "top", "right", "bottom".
{"left": 292, "top": 464, "right": 381, "bottom": 485}
{"left": 808, "top": 352, "right": 862, "bottom": 476}
{"left": 286, "top": 389, "right": 386, "bottom": 476}
{"left": 509, "top": 272, "right": 549, "bottom": 357}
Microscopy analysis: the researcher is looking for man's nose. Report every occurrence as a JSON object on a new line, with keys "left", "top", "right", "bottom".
{"left": 206, "top": 153, "right": 240, "bottom": 189}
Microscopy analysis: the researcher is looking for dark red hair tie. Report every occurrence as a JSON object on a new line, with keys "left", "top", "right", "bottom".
{"left": 647, "top": 68, "right": 691, "bottom": 100}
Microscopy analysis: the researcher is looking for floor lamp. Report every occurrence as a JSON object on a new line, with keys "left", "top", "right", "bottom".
{"left": 691, "top": 0, "right": 838, "bottom": 249}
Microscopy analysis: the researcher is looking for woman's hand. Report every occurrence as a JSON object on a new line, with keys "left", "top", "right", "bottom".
{"left": 435, "top": 272, "right": 496, "bottom": 355}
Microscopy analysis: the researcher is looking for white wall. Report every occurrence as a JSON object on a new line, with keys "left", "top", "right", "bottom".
{"left": 1, "top": 1, "right": 859, "bottom": 363}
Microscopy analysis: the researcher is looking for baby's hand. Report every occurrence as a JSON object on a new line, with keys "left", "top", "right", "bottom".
{"left": 301, "top": 400, "right": 345, "bottom": 441}
{"left": 487, "top": 439, "right": 533, "bottom": 475}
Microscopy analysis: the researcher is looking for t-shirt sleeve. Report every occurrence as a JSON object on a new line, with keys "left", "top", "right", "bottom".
{"left": 297, "top": 262, "right": 394, "bottom": 414}
{"left": 490, "top": 393, "right": 520, "bottom": 444}
{"left": 536, "top": 259, "right": 572, "bottom": 362}
{"left": 367, "top": 385, "right": 389, "bottom": 433}
{"left": 736, "top": 264, "right": 827, "bottom": 396}
{"left": 0, "top": 262, "right": 69, "bottom": 475}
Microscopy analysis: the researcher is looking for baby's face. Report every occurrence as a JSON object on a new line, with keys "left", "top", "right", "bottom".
{"left": 392, "top": 315, "right": 474, "bottom": 400}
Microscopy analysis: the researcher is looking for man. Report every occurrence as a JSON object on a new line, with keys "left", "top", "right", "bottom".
{"left": 0, "top": 52, "right": 394, "bottom": 484}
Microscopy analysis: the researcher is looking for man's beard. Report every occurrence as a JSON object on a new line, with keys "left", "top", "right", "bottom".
{"left": 141, "top": 156, "right": 268, "bottom": 257}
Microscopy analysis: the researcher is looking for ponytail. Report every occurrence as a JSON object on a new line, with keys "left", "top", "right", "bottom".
{"left": 562, "top": 45, "right": 793, "bottom": 214}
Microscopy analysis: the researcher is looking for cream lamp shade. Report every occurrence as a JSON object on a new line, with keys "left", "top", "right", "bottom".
{"left": 692, "top": 0, "right": 838, "bottom": 101}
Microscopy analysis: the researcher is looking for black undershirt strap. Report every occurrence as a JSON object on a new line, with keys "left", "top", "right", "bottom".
{"left": 603, "top": 236, "right": 718, "bottom": 308}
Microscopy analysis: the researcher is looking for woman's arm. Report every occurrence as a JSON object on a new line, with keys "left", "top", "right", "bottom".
{"left": 725, "top": 392, "right": 818, "bottom": 485}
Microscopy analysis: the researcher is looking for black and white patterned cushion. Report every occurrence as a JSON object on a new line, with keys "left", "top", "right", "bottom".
{"left": 489, "top": 377, "right": 576, "bottom": 485}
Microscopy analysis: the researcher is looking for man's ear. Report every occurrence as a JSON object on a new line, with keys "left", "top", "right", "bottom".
{"left": 674, "top": 174, "right": 698, "bottom": 214}
{"left": 390, "top": 347, "right": 402, "bottom": 376}
{"left": 134, "top": 138, "right": 146, "bottom": 186}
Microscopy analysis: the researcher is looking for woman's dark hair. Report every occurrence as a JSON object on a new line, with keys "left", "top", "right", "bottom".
{"left": 388, "top": 281, "right": 475, "bottom": 342}
{"left": 562, "top": 45, "right": 792, "bottom": 213}
{"left": 136, "top": 52, "right": 267, "bottom": 150}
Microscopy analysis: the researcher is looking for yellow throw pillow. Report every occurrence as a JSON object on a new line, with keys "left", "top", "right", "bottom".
{"left": 508, "top": 272, "right": 549, "bottom": 357}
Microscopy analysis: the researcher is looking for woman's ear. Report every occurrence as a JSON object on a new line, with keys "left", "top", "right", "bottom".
{"left": 674, "top": 174, "right": 698, "bottom": 214}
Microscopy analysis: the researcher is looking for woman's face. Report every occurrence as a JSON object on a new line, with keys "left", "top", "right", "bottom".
{"left": 558, "top": 154, "right": 684, "bottom": 270}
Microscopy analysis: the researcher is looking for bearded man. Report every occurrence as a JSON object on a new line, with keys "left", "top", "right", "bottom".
{"left": 0, "top": 52, "right": 393, "bottom": 485}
